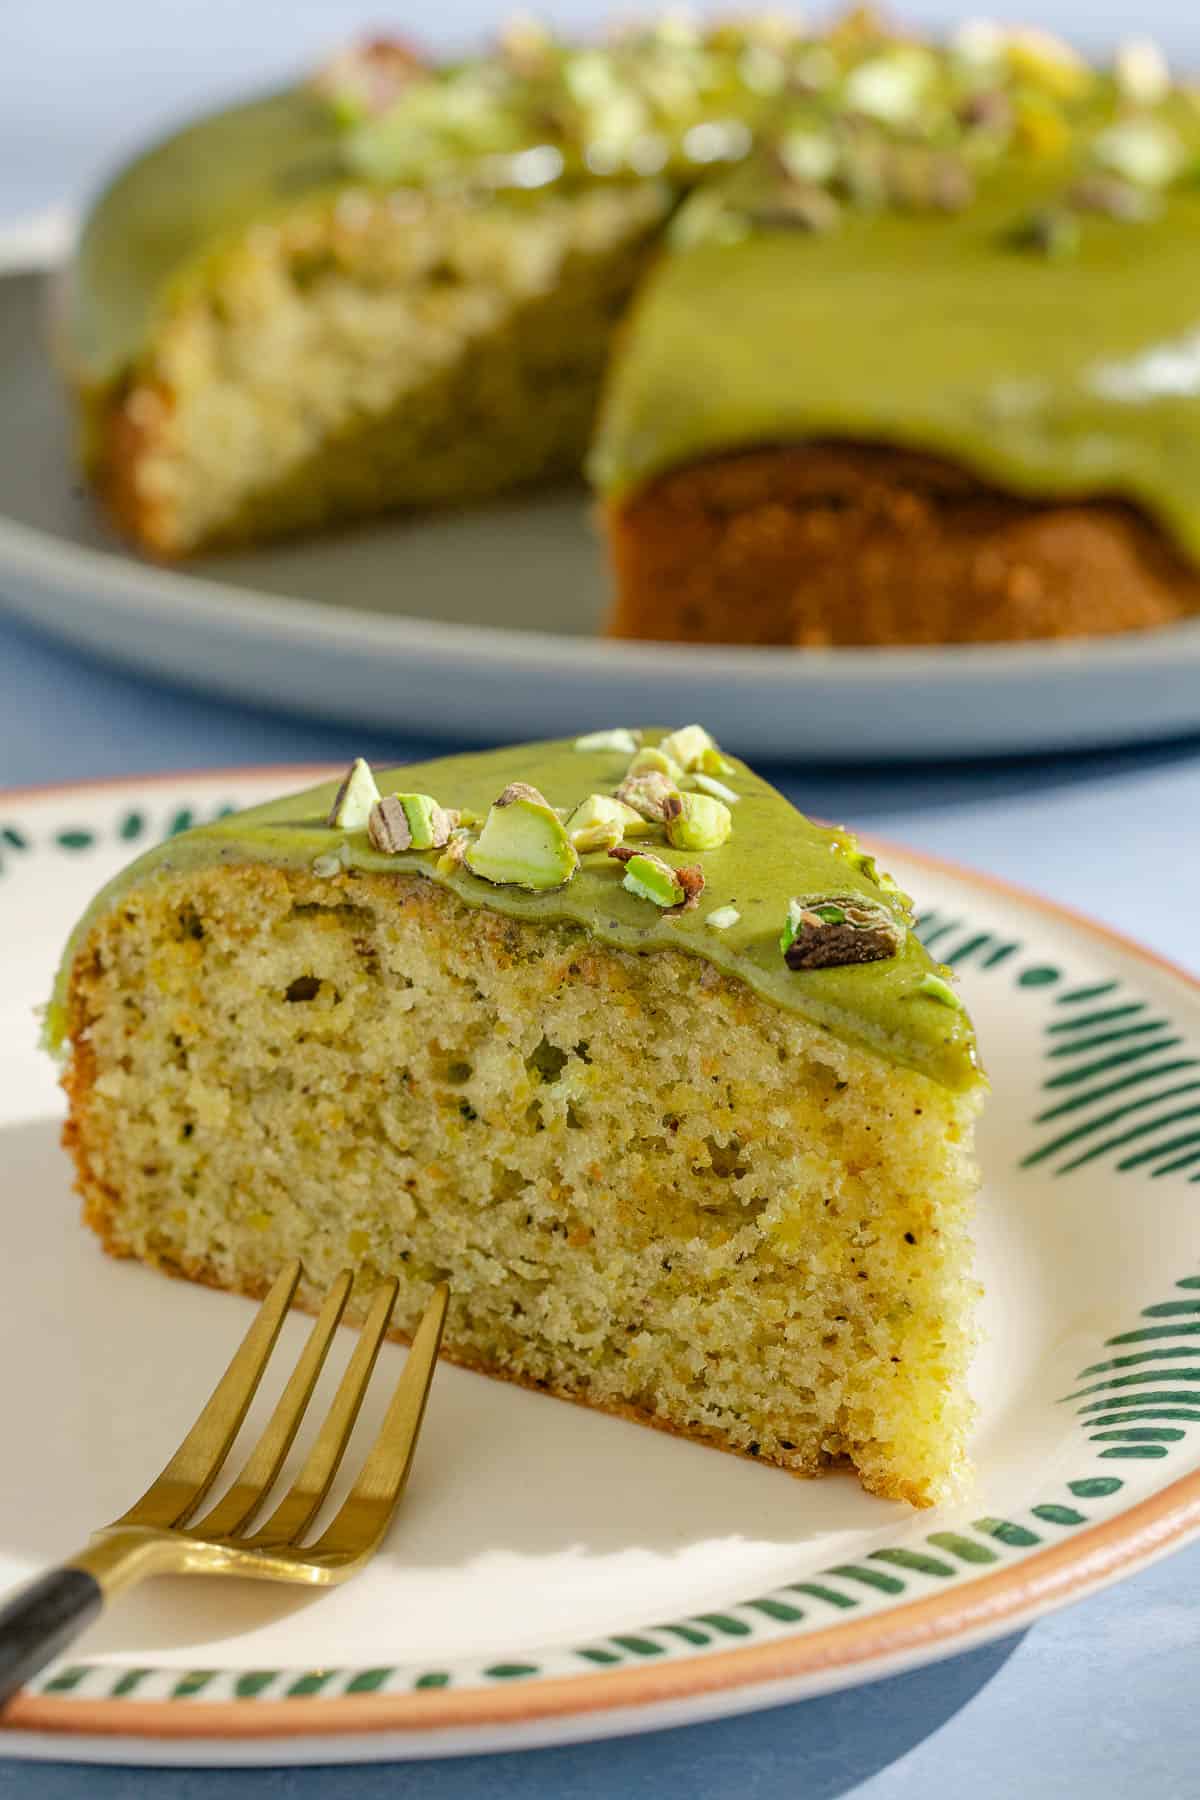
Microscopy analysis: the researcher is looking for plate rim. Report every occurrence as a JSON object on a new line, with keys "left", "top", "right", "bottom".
{"left": 2, "top": 762, "right": 1200, "bottom": 1748}
{"left": 4, "top": 494, "right": 1200, "bottom": 690}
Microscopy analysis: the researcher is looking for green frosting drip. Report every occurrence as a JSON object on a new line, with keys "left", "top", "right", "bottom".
{"left": 48, "top": 737, "right": 981, "bottom": 1093}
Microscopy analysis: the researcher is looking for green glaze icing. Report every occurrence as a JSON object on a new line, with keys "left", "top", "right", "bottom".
{"left": 48, "top": 736, "right": 981, "bottom": 1092}
{"left": 67, "top": 88, "right": 344, "bottom": 388}
{"left": 590, "top": 148, "right": 1200, "bottom": 566}
{"left": 63, "top": 21, "right": 1200, "bottom": 570}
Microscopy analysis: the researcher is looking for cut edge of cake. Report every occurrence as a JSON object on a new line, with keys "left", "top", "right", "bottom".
{"left": 52, "top": 729, "right": 986, "bottom": 1507}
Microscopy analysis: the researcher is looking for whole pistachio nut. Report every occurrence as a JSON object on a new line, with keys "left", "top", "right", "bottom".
{"left": 327, "top": 757, "right": 381, "bottom": 830}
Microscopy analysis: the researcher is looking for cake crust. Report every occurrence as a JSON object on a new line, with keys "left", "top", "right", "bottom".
{"left": 605, "top": 443, "right": 1200, "bottom": 647}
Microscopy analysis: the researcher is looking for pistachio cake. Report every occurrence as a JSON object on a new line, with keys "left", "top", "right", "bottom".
{"left": 63, "top": 15, "right": 1200, "bottom": 644}
{"left": 51, "top": 729, "right": 984, "bottom": 1507}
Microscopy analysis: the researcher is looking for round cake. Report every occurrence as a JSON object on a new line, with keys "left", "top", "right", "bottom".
{"left": 62, "top": 13, "right": 1200, "bottom": 644}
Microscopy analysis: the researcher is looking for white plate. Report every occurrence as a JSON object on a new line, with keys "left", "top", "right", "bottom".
{"left": 4, "top": 270, "right": 1200, "bottom": 761}
{"left": 2, "top": 767, "right": 1200, "bottom": 1766}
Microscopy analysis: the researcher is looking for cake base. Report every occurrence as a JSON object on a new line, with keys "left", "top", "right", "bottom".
{"left": 605, "top": 444, "right": 1200, "bottom": 647}
{"left": 61, "top": 860, "right": 981, "bottom": 1507}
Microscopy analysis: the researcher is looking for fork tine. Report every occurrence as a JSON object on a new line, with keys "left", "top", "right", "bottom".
{"left": 244, "top": 1278, "right": 400, "bottom": 1549}
{"left": 187, "top": 1270, "right": 354, "bottom": 1539}
{"left": 309, "top": 1283, "right": 449, "bottom": 1562}
{"left": 114, "top": 1260, "right": 302, "bottom": 1531}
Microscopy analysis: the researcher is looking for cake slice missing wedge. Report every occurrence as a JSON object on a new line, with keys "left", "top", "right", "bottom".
{"left": 51, "top": 730, "right": 984, "bottom": 1506}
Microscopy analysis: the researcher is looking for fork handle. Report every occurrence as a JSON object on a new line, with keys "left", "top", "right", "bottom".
{"left": 0, "top": 1567, "right": 103, "bottom": 1709}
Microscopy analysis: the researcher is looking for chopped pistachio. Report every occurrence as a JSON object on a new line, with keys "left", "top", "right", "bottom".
{"left": 1068, "top": 175, "right": 1157, "bottom": 221}
{"left": 367, "top": 794, "right": 413, "bottom": 855}
{"left": 311, "top": 851, "right": 345, "bottom": 879}
{"left": 386, "top": 792, "right": 454, "bottom": 851}
{"left": 657, "top": 723, "right": 719, "bottom": 772}
{"left": 327, "top": 757, "right": 381, "bottom": 830}
{"left": 466, "top": 786, "right": 578, "bottom": 890}
{"left": 666, "top": 791, "right": 733, "bottom": 851}
{"left": 610, "top": 846, "right": 704, "bottom": 912}
{"left": 913, "top": 971, "right": 966, "bottom": 1011}
{"left": 1013, "top": 91, "right": 1071, "bottom": 160}
{"left": 1006, "top": 26, "right": 1093, "bottom": 100}
{"left": 777, "top": 128, "right": 838, "bottom": 185}
{"left": 688, "top": 771, "right": 740, "bottom": 805}
{"left": 706, "top": 904, "right": 741, "bottom": 930}
{"left": 958, "top": 88, "right": 1013, "bottom": 135}
{"left": 698, "top": 745, "right": 737, "bottom": 777}
{"left": 952, "top": 17, "right": 1005, "bottom": 69}
{"left": 614, "top": 770, "right": 684, "bottom": 824}
{"left": 495, "top": 781, "right": 550, "bottom": 808}
{"left": 611, "top": 847, "right": 685, "bottom": 909}
{"left": 843, "top": 49, "right": 934, "bottom": 127}
{"left": 673, "top": 863, "right": 706, "bottom": 911}
{"left": 574, "top": 727, "right": 642, "bottom": 754}
{"left": 1092, "top": 118, "right": 1185, "bottom": 187}
{"left": 1114, "top": 36, "right": 1170, "bottom": 108}
{"left": 750, "top": 183, "right": 842, "bottom": 234}
{"left": 627, "top": 745, "right": 685, "bottom": 782}
{"left": 435, "top": 830, "right": 470, "bottom": 876}
{"left": 566, "top": 793, "right": 649, "bottom": 852}
{"left": 1003, "top": 206, "right": 1080, "bottom": 259}
{"left": 781, "top": 893, "right": 904, "bottom": 970}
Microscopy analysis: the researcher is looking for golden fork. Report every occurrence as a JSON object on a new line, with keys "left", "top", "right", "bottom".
{"left": 0, "top": 1263, "right": 448, "bottom": 1707}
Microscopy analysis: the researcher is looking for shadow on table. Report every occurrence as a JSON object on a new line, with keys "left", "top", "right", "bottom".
{"left": 1, "top": 1631, "right": 1023, "bottom": 1799}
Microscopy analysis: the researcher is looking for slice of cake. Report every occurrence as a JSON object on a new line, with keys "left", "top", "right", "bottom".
{"left": 50, "top": 730, "right": 985, "bottom": 1506}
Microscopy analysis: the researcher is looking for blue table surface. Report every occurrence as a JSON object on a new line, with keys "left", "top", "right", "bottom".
{"left": 4, "top": 1, "right": 1200, "bottom": 1791}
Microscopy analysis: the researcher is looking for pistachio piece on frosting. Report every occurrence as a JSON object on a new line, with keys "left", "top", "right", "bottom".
{"left": 657, "top": 724, "right": 719, "bottom": 773}
{"left": 781, "top": 894, "right": 904, "bottom": 970}
{"left": 627, "top": 745, "right": 685, "bottom": 783}
{"left": 327, "top": 757, "right": 381, "bottom": 830}
{"left": 614, "top": 770, "right": 683, "bottom": 825}
{"left": 566, "top": 793, "right": 651, "bottom": 852}
{"left": 697, "top": 745, "right": 736, "bottom": 778}
{"left": 666, "top": 791, "right": 733, "bottom": 851}
{"left": 688, "top": 771, "right": 740, "bottom": 805}
{"left": 574, "top": 728, "right": 641, "bottom": 754}
{"left": 609, "top": 846, "right": 703, "bottom": 912}
{"left": 913, "top": 971, "right": 967, "bottom": 1011}
{"left": 366, "top": 792, "right": 455, "bottom": 855}
{"left": 1114, "top": 36, "right": 1170, "bottom": 107}
{"left": 466, "top": 784, "right": 578, "bottom": 890}
{"left": 368, "top": 795, "right": 413, "bottom": 854}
